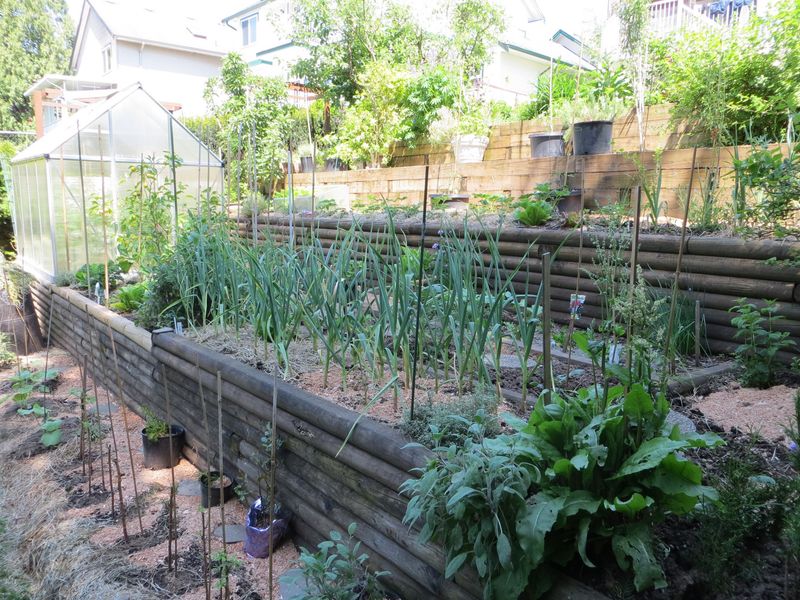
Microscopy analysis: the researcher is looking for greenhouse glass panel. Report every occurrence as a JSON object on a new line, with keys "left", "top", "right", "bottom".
{"left": 9, "top": 84, "right": 224, "bottom": 281}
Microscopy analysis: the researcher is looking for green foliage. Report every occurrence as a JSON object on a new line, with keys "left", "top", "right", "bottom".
{"left": 117, "top": 157, "right": 179, "bottom": 273}
{"left": 400, "top": 66, "right": 459, "bottom": 146}
{"left": 17, "top": 402, "right": 62, "bottom": 446}
{"left": 695, "top": 455, "right": 800, "bottom": 593}
{"left": 206, "top": 53, "right": 291, "bottom": 187}
{"left": 651, "top": 0, "right": 800, "bottom": 144}
{"left": 141, "top": 406, "right": 169, "bottom": 442}
{"left": 729, "top": 299, "right": 795, "bottom": 388}
{"left": 0, "top": 517, "right": 30, "bottom": 598}
{"left": 402, "top": 385, "right": 722, "bottom": 599}
{"left": 2, "top": 368, "right": 58, "bottom": 405}
{"left": 0, "top": 0, "right": 73, "bottom": 130}
{"left": 0, "top": 332, "right": 15, "bottom": 368}
{"left": 295, "top": 523, "right": 388, "bottom": 600}
{"left": 451, "top": 0, "right": 505, "bottom": 79}
{"left": 74, "top": 262, "right": 123, "bottom": 291}
{"left": 334, "top": 60, "right": 410, "bottom": 167}
{"left": 515, "top": 198, "right": 554, "bottom": 227}
{"left": 401, "top": 388, "right": 500, "bottom": 448}
{"left": 110, "top": 282, "right": 147, "bottom": 313}
{"left": 732, "top": 142, "right": 800, "bottom": 236}
{"left": 211, "top": 550, "right": 243, "bottom": 591}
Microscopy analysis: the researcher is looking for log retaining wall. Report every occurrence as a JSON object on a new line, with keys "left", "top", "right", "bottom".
{"left": 28, "top": 281, "right": 481, "bottom": 600}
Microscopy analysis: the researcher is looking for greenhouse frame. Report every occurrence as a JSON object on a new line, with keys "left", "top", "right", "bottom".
{"left": 8, "top": 84, "right": 224, "bottom": 281}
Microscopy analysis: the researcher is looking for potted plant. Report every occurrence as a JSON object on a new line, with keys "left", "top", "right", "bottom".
{"left": 200, "top": 471, "right": 235, "bottom": 508}
{"left": 451, "top": 100, "right": 490, "bottom": 163}
{"left": 557, "top": 96, "right": 626, "bottom": 156}
{"left": 141, "top": 407, "right": 185, "bottom": 470}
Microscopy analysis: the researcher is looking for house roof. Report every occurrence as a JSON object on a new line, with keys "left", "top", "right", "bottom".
{"left": 499, "top": 36, "right": 594, "bottom": 70}
{"left": 70, "top": 0, "right": 236, "bottom": 70}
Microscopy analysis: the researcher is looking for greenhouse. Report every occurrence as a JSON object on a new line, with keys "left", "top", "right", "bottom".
{"left": 8, "top": 84, "right": 223, "bottom": 281}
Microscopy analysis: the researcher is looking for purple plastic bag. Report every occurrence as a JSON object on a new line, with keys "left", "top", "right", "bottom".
{"left": 243, "top": 498, "right": 291, "bottom": 558}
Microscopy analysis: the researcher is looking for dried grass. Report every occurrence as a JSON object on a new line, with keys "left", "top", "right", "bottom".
{"left": 0, "top": 439, "right": 158, "bottom": 600}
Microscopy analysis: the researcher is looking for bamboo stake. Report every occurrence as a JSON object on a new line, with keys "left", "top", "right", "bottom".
{"left": 216, "top": 371, "right": 227, "bottom": 546}
{"left": 201, "top": 509, "right": 210, "bottom": 600}
{"left": 41, "top": 301, "right": 54, "bottom": 402}
{"left": 86, "top": 330, "right": 107, "bottom": 492}
{"left": 268, "top": 364, "right": 279, "bottom": 600}
{"left": 195, "top": 357, "right": 213, "bottom": 591}
{"left": 108, "top": 444, "right": 115, "bottom": 517}
{"left": 106, "top": 324, "right": 144, "bottom": 533}
{"left": 694, "top": 300, "right": 701, "bottom": 367}
{"left": 542, "top": 252, "right": 553, "bottom": 403}
{"left": 161, "top": 364, "right": 178, "bottom": 573}
{"left": 113, "top": 456, "right": 129, "bottom": 542}
{"left": 97, "top": 125, "right": 110, "bottom": 307}
{"left": 626, "top": 187, "right": 644, "bottom": 391}
{"left": 409, "top": 164, "right": 430, "bottom": 421}
{"left": 79, "top": 357, "right": 87, "bottom": 475}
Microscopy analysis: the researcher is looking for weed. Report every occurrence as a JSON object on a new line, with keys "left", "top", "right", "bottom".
{"left": 785, "top": 390, "right": 800, "bottom": 471}
{"left": 400, "top": 387, "right": 500, "bottom": 448}
{"left": 729, "top": 299, "right": 795, "bottom": 388}
{"left": 211, "top": 549, "right": 243, "bottom": 591}
{"left": 294, "top": 523, "right": 388, "bottom": 600}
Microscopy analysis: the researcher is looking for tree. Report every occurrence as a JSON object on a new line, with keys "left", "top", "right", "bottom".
{"left": 0, "top": 0, "right": 73, "bottom": 131}
{"left": 451, "top": 0, "right": 506, "bottom": 80}
{"left": 205, "top": 53, "right": 291, "bottom": 194}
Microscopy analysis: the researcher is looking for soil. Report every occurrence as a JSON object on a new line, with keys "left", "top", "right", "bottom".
{"left": 0, "top": 348, "right": 299, "bottom": 599}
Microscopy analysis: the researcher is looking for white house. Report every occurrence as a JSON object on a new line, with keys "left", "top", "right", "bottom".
{"left": 69, "top": 0, "right": 235, "bottom": 116}
{"left": 220, "top": 0, "right": 599, "bottom": 106}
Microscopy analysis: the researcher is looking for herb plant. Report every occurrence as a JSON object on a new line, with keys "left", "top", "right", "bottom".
{"left": 402, "top": 384, "right": 723, "bottom": 599}
{"left": 141, "top": 406, "right": 169, "bottom": 442}
{"left": 110, "top": 282, "right": 147, "bottom": 313}
{"left": 729, "top": 299, "right": 795, "bottom": 388}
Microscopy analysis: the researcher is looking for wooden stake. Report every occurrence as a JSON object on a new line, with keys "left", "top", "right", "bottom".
{"left": 268, "top": 365, "right": 279, "bottom": 600}
{"left": 201, "top": 509, "right": 210, "bottom": 600}
{"left": 106, "top": 324, "right": 143, "bottom": 532}
{"left": 79, "top": 357, "right": 87, "bottom": 475}
{"left": 113, "top": 456, "right": 129, "bottom": 543}
{"left": 694, "top": 300, "right": 701, "bottom": 367}
{"left": 195, "top": 357, "right": 213, "bottom": 576}
{"left": 216, "top": 371, "right": 227, "bottom": 546}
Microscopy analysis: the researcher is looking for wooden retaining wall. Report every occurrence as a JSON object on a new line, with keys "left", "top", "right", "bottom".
{"left": 389, "top": 104, "right": 693, "bottom": 166}
{"left": 27, "top": 281, "right": 481, "bottom": 600}
{"left": 293, "top": 144, "right": 761, "bottom": 218}
{"left": 243, "top": 215, "right": 800, "bottom": 363}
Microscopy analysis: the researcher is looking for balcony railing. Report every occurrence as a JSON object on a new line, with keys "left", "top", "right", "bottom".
{"left": 648, "top": 0, "right": 719, "bottom": 35}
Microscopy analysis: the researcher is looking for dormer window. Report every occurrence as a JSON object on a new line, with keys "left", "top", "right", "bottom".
{"left": 102, "top": 45, "right": 112, "bottom": 73}
{"left": 241, "top": 13, "right": 257, "bottom": 46}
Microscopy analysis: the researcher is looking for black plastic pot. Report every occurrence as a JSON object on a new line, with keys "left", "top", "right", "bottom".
{"left": 572, "top": 120, "right": 613, "bottom": 155}
{"left": 324, "top": 158, "right": 346, "bottom": 171}
{"left": 299, "top": 156, "right": 314, "bottom": 173}
{"left": 141, "top": 425, "right": 185, "bottom": 470}
{"left": 200, "top": 471, "right": 234, "bottom": 508}
{"left": 528, "top": 132, "right": 565, "bottom": 158}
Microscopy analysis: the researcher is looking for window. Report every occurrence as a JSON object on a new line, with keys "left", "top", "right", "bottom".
{"left": 241, "top": 13, "right": 257, "bottom": 46}
{"left": 101, "top": 45, "right": 112, "bottom": 73}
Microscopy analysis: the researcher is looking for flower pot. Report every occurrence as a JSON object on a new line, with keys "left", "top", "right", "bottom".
{"left": 243, "top": 498, "right": 293, "bottom": 558}
{"left": 556, "top": 190, "right": 584, "bottom": 215}
{"left": 299, "top": 156, "right": 314, "bottom": 173}
{"left": 141, "top": 425, "right": 185, "bottom": 470}
{"left": 200, "top": 471, "right": 234, "bottom": 508}
{"left": 572, "top": 120, "right": 613, "bottom": 155}
{"left": 324, "top": 158, "right": 346, "bottom": 171}
{"left": 451, "top": 134, "right": 489, "bottom": 163}
{"left": 528, "top": 132, "right": 565, "bottom": 158}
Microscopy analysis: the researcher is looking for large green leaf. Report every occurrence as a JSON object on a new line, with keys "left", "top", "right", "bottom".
{"left": 612, "top": 523, "right": 667, "bottom": 591}
{"left": 611, "top": 437, "right": 687, "bottom": 479}
{"left": 445, "top": 552, "right": 469, "bottom": 579}
{"left": 561, "top": 490, "right": 602, "bottom": 517}
{"left": 576, "top": 517, "right": 596, "bottom": 568}
{"left": 610, "top": 493, "right": 654, "bottom": 515}
{"left": 622, "top": 384, "right": 654, "bottom": 424}
{"left": 516, "top": 492, "right": 565, "bottom": 568}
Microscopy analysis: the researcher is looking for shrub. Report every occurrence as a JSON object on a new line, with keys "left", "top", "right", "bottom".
{"left": 695, "top": 455, "right": 800, "bottom": 593}
{"left": 294, "top": 523, "right": 388, "bottom": 600}
{"left": 729, "top": 299, "right": 795, "bottom": 388}
{"left": 402, "top": 384, "right": 722, "bottom": 599}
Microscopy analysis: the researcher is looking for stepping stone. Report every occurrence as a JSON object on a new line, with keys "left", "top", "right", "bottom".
{"left": 666, "top": 410, "right": 696, "bottom": 435}
{"left": 176, "top": 479, "right": 202, "bottom": 496}
{"left": 483, "top": 354, "right": 538, "bottom": 370}
{"left": 213, "top": 524, "right": 246, "bottom": 543}
{"left": 88, "top": 402, "right": 119, "bottom": 415}
{"left": 279, "top": 569, "right": 308, "bottom": 600}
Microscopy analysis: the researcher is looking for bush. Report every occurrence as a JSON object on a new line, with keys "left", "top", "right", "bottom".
{"left": 402, "top": 384, "right": 722, "bottom": 599}
{"left": 651, "top": 0, "right": 800, "bottom": 144}
{"left": 294, "top": 523, "right": 388, "bottom": 600}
